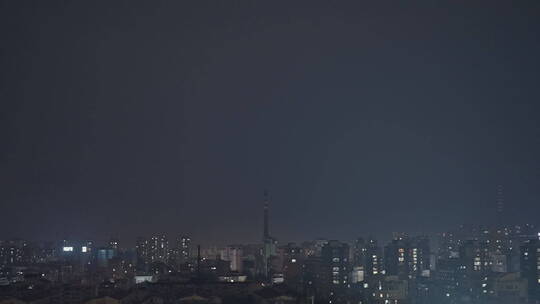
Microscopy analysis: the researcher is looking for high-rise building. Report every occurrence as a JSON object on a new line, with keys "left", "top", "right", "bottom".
{"left": 459, "top": 240, "right": 490, "bottom": 275}
{"left": 171, "top": 235, "right": 191, "bottom": 268}
{"left": 385, "top": 236, "right": 431, "bottom": 279}
{"left": 220, "top": 245, "right": 243, "bottom": 272}
{"left": 303, "top": 256, "right": 324, "bottom": 299}
{"left": 353, "top": 238, "right": 367, "bottom": 268}
{"left": 179, "top": 236, "right": 190, "bottom": 262}
{"left": 410, "top": 236, "right": 431, "bottom": 276}
{"left": 433, "top": 257, "right": 462, "bottom": 302}
{"left": 353, "top": 237, "right": 383, "bottom": 280}
{"left": 384, "top": 238, "right": 410, "bottom": 278}
{"left": 438, "top": 232, "right": 460, "bottom": 260}
{"left": 149, "top": 235, "right": 169, "bottom": 263}
{"left": 321, "top": 240, "right": 350, "bottom": 302}
{"left": 366, "top": 238, "right": 382, "bottom": 278}
{"left": 520, "top": 239, "right": 540, "bottom": 302}
{"left": 282, "top": 243, "right": 304, "bottom": 290}
{"left": 135, "top": 236, "right": 149, "bottom": 270}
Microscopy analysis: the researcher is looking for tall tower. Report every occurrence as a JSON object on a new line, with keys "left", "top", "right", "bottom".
{"left": 263, "top": 190, "right": 270, "bottom": 241}
{"left": 261, "top": 190, "right": 276, "bottom": 281}
{"left": 496, "top": 184, "right": 504, "bottom": 228}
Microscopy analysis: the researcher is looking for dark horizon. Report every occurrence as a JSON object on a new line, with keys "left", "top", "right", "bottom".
{"left": 2, "top": 1, "right": 540, "bottom": 245}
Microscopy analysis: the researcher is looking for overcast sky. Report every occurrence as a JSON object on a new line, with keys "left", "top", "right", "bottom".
{"left": 1, "top": 1, "right": 540, "bottom": 245}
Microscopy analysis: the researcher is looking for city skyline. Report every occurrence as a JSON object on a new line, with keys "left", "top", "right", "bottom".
{"left": 3, "top": 1, "right": 540, "bottom": 303}
{"left": 1, "top": 190, "right": 535, "bottom": 247}
{"left": 1, "top": 219, "right": 538, "bottom": 303}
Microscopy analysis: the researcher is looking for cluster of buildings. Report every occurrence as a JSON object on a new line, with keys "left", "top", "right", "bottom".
{"left": 1, "top": 195, "right": 539, "bottom": 304}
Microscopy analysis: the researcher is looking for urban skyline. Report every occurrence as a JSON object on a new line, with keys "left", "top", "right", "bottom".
{"left": 2, "top": 187, "right": 536, "bottom": 248}
{"left": 1, "top": 186, "right": 531, "bottom": 246}
{"left": 2, "top": 1, "right": 540, "bottom": 303}
{"left": 1, "top": 198, "right": 539, "bottom": 303}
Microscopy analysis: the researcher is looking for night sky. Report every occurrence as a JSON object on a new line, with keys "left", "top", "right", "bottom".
{"left": 1, "top": 1, "right": 540, "bottom": 245}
